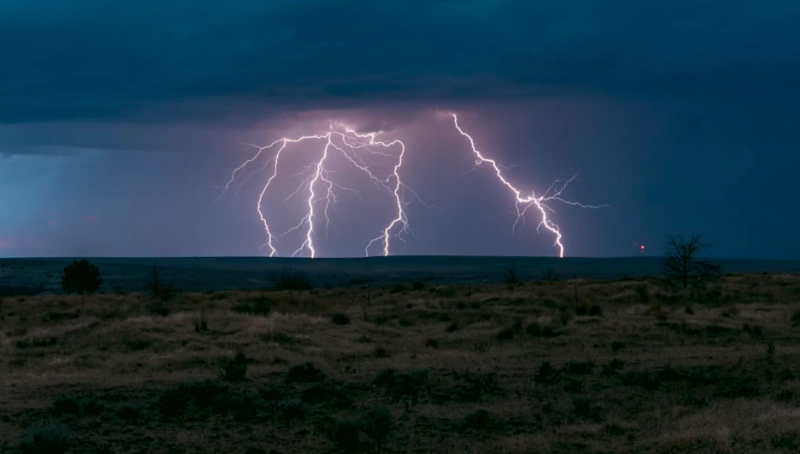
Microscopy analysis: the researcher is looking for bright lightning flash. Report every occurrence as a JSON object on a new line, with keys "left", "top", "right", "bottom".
{"left": 218, "top": 123, "right": 410, "bottom": 258}
{"left": 450, "top": 113, "right": 605, "bottom": 258}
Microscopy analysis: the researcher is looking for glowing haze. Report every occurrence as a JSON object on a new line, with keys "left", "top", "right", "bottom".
{"left": 219, "top": 112, "right": 604, "bottom": 258}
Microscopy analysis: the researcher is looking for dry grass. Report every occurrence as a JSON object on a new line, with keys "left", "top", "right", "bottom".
{"left": 1, "top": 275, "right": 800, "bottom": 453}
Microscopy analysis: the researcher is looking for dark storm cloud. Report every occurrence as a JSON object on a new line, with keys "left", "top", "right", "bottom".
{"left": 2, "top": 0, "right": 799, "bottom": 124}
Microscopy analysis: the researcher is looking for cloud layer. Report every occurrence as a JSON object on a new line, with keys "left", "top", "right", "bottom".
{"left": 2, "top": 0, "right": 799, "bottom": 122}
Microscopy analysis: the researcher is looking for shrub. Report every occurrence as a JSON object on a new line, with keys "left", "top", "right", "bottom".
{"left": 563, "top": 360, "right": 596, "bottom": 376}
{"left": 79, "top": 398, "right": 104, "bottom": 416}
{"left": 601, "top": 359, "right": 625, "bottom": 376}
{"left": 572, "top": 397, "right": 596, "bottom": 419}
{"left": 446, "top": 321, "right": 459, "bottom": 332}
{"left": 187, "top": 380, "right": 230, "bottom": 409}
{"left": 791, "top": 310, "right": 800, "bottom": 327}
{"left": 373, "top": 369, "right": 428, "bottom": 404}
{"left": 272, "top": 267, "right": 313, "bottom": 291}
{"left": 462, "top": 372, "right": 500, "bottom": 398}
{"left": 360, "top": 406, "right": 393, "bottom": 448}
{"left": 534, "top": 362, "right": 560, "bottom": 384}
{"left": 326, "top": 417, "right": 363, "bottom": 450}
{"left": 158, "top": 385, "right": 190, "bottom": 417}
{"left": 611, "top": 341, "right": 626, "bottom": 352}
{"left": 18, "top": 424, "right": 71, "bottom": 454}
{"left": 194, "top": 312, "right": 208, "bottom": 333}
{"left": 116, "top": 403, "right": 143, "bottom": 422}
{"left": 526, "top": 322, "right": 541, "bottom": 336}
{"left": 218, "top": 392, "right": 260, "bottom": 421}
{"left": 424, "top": 337, "right": 440, "bottom": 349}
{"left": 374, "top": 345, "right": 390, "bottom": 358}
{"left": 275, "top": 398, "right": 306, "bottom": 421}
{"left": 52, "top": 396, "right": 81, "bottom": 416}
{"left": 286, "top": 362, "right": 326, "bottom": 384}
{"left": 301, "top": 383, "right": 352, "bottom": 408}
{"left": 331, "top": 312, "right": 350, "bottom": 325}
{"left": 462, "top": 409, "right": 495, "bottom": 431}
{"left": 220, "top": 351, "right": 249, "bottom": 382}
{"left": 495, "top": 327, "right": 515, "bottom": 341}
{"left": 621, "top": 371, "right": 661, "bottom": 391}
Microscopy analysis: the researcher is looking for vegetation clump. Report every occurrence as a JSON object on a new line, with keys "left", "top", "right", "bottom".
{"left": 18, "top": 424, "right": 71, "bottom": 454}
{"left": 220, "top": 350, "right": 249, "bottom": 382}
{"left": 286, "top": 362, "right": 326, "bottom": 384}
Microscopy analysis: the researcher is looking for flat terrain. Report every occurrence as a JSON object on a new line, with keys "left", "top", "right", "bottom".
{"left": 2, "top": 272, "right": 800, "bottom": 453}
{"left": 3, "top": 256, "right": 800, "bottom": 293}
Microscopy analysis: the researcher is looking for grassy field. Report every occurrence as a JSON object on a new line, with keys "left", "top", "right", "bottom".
{"left": 1, "top": 273, "right": 800, "bottom": 453}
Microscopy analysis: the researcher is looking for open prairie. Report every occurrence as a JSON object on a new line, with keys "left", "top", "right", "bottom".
{"left": 2, "top": 268, "right": 800, "bottom": 453}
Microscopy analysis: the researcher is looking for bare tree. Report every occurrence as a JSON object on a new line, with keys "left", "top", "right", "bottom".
{"left": 661, "top": 234, "right": 721, "bottom": 291}
{"left": 144, "top": 263, "right": 176, "bottom": 315}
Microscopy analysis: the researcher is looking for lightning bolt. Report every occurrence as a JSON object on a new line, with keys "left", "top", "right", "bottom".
{"left": 450, "top": 113, "right": 605, "bottom": 258}
{"left": 218, "top": 124, "right": 410, "bottom": 258}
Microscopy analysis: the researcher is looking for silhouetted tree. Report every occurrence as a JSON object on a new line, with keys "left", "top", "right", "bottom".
{"left": 662, "top": 234, "right": 721, "bottom": 293}
{"left": 61, "top": 259, "right": 102, "bottom": 311}
{"left": 143, "top": 263, "right": 176, "bottom": 316}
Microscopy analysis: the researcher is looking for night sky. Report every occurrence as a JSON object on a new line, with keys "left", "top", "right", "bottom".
{"left": 1, "top": 1, "right": 799, "bottom": 259}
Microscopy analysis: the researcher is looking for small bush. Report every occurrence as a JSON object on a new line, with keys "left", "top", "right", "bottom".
{"left": 621, "top": 371, "right": 661, "bottom": 391}
{"left": 147, "top": 301, "right": 170, "bottom": 317}
{"left": 301, "top": 383, "right": 352, "bottom": 408}
{"left": 52, "top": 396, "right": 81, "bottom": 416}
{"left": 158, "top": 385, "right": 190, "bottom": 418}
{"left": 218, "top": 392, "right": 260, "bottom": 421}
{"left": 18, "top": 424, "right": 71, "bottom": 454}
{"left": 194, "top": 312, "right": 208, "bottom": 333}
{"left": 563, "top": 360, "right": 596, "bottom": 375}
{"left": 331, "top": 312, "right": 350, "bottom": 325}
{"left": 286, "top": 362, "right": 326, "bottom": 384}
{"left": 326, "top": 417, "right": 363, "bottom": 451}
{"left": 495, "top": 327, "right": 515, "bottom": 341}
{"left": 572, "top": 397, "right": 596, "bottom": 419}
{"left": 462, "top": 409, "right": 495, "bottom": 431}
{"left": 446, "top": 321, "right": 459, "bottom": 332}
{"left": 79, "top": 398, "right": 104, "bottom": 416}
{"left": 124, "top": 339, "right": 152, "bottom": 352}
{"left": 534, "top": 361, "right": 560, "bottom": 384}
{"left": 424, "top": 338, "right": 440, "bottom": 349}
{"left": 743, "top": 323, "right": 763, "bottom": 337}
{"left": 463, "top": 372, "right": 500, "bottom": 398}
{"left": 611, "top": 341, "right": 626, "bottom": 352}
{"left": 361, "top": 406, "right": 393, "bottom": 448}
{"left": 791, "top": 310, "right": 800, "bottom": 327}
{"left": 374, "top": 369, "right": 428, "bottom": 404}
{"left": 275, "top": 398, "right": 306, "bottom": 422}
{"left": 220, "top": 351, "right": 249, "bottom": 382}
{"left": 576, "top": 304, "right": 603, "bottom": 317}
{"left": 601, "top": 359, "right": 625, "bottom": 376}
{"left": 374, "top": 345, "right": 390, "bottom": 358}
{"left": 187, "top": 380, "right": 230, "bottom": 408}
{"left": 434, "top": 286, "right": 456, "bottom": 297}
{"left": 116, "top": 403, "right": 143, "bottom": 423}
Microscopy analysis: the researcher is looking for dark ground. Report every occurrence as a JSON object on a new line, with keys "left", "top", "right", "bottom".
{"left": 2, "top": 256, "right": 800, "bottom": 294}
